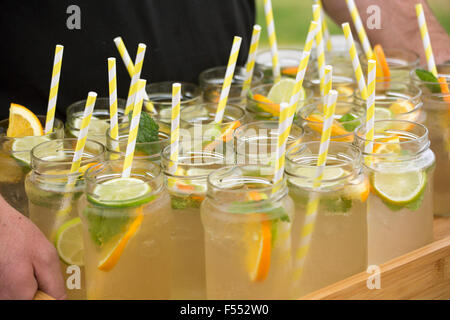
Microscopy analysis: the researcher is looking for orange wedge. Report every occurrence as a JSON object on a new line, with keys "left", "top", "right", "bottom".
{"left": 7, "top": 103, "right": 43, "bottom": 137}
{"left": 374, "top": 44, "right": 391, "bottom": 89}
{"left": 246, "top": 218, "right": 272, "bottom": 282}
{"left": 438, "top": 77, "right": 450, "bottom": 103}
{"left": 281, "top": 66, "right": 298, "bottom": 77}
{"left": 252, "top": 94, "right": 280, "bottom": 117}
{"left": 306, "top": 114, "right": 352, "bottom": 141}
{"left": 97, "top": 209, "right": 143, "bottom": 271}
{"left": 203, "top": 120, "right": 241, "bottom": 152}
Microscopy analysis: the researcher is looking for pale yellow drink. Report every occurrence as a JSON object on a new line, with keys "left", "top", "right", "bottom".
{"left": 201, "top": 165, "right": 294, "bottom": 299}
{"left": 355, "top": 120, "right": 435, "bottom": 265}
{"left": 286, "top": 141, "right": 368, "bottom": 297}
{"left": 80, "top": 160, "right": 172, "bottom": 299}
{"left": 25, "top": 138, "right": 105, "bottom": 300}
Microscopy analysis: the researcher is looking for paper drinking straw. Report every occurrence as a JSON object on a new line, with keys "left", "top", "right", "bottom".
{"left": 124, "top": 44, "right": 146, "bottom": 115}
{"left": 364, "top": 60, "right": 377, "bottom": 164}
{"left": 342, "top": 22, "right": 368, "bottom": 100}
{"left": 214, "top": 36, "right": 242, "bottom": 124}
{"left": 293, "top": 89, "right": 338, "bottom": 282}
{"left": 415, "top": 4, "right": 438, "bottom": 77}
{"left": 264, "top": 0, "right": 281, "bottom": 83}
{"left": 108, "top": 58, "right": 120, "bottom": 152}
{"left": 44, "top": 45, "right": 64, "bottom": 134}
{"left": 122, "top": 79, "right": 146, "bottom": 178}
{"left": 241, "top": 25, "right": 262, "bottom": 97}
{"left": 346, "top": 0, "right": 373, "bottom": 60}
{"left": 304, "top": 21, "right": 319, "bottom": 53}
{"left": 314, "top": 0, "right": 332, "bottom": 51}
{"left": 312, "top": 5, "right": 326, "bottom": 96}
{"left": 323, "top": 65, "right": 333, "bottom": 104}
{"left": 114, "top": 37, "right": 151, "bottom": 102}
{"left": 169, "top": 83, "right": 181, "bottom": 174}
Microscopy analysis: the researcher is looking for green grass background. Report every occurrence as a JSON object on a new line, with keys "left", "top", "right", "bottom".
{"left": 255, "top": 0, "right": 450, "bottom": 46}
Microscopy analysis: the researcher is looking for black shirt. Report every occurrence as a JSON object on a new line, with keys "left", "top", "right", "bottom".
{"left": 0, "top": 0, "right": 255, "bottom": 119}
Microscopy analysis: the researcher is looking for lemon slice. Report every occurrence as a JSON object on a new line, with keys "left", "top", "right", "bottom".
{"left": 372, "top": 170, "right": 426, "bottom": 206}
{"left": 267, "top": 78, "right": 297, "bottom": 103}
{"left": 374, "top": 107, "right": 393, "bottom": 121}
{"left": 7, "top": 103, "right": 43, "bottom": 137}
{"left": 373, "top": 136, "right": 401, "bottom": 154}
{"left": 88, "top": 177, "right": 154, "bottom": 208}
{"left": 288, "top": 167, "right": 346, "bottom": 188}
{"left": 73, "top": 116, "right": 109, "bottom": 136}
{"left": 246, "top": 219, "right": 272, "bottom": 282}
{"left": 54, "top": 217, "right": 84, "bottom": 266}
{"left": 11, "top": 135, "right": 50, "bottom": 165}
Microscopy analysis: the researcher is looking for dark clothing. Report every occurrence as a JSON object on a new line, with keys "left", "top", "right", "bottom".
{"left": 0, "top": 0, "right": 255, "bottom": 119}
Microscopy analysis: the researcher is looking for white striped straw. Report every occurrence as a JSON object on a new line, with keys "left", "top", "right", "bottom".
{"left": 124, "top": 44, "right": 146, "bottom": 115}
{"left": 314, "top": 0, "right": 332, "bottom": 51}
{"left": 415, "top": 4, "right": 438, "bottom": 77}
{"left": 313, "top": 4, "right": 326, "bottom": 96}
{"left": 169, "top": 83, "right": 181, "bottom": 174}
{"left": 122, "top": 79, "right": 146, "bottom": 178}
{"left": 108, "top": 58, "right": 120, "bottom": 152}
{"left": 45, "top": 44, "right": 64, "bottom": 134}
{"left": 346, "top": 0, "right": 373, "bottom": 60}
{"left": 214, "top": 36, "right": 242, "bottom": 124}
{"left": 364, "top": 60, "right": 376, "bottom": 163}
{"left": 241, "top": 25, "right": 262, "bottom": 97}
{"left": 264, "top": 0, "right": 281, "bottom": 82}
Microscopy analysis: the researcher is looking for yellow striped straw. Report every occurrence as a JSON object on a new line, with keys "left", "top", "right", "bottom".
{"left": 122, "top": 79, "right": 146, "bottom": 178}
{"left": 264, "top": 0, "right": 281, "bottom": 83}
{"left": 169, "top": 83, "right": 181, "bottom": 174}
{"left": 45, "top": 44, "right": 64, "bottom": 134}
{"left": 304, "top": 21, "right": 319, "bottom": 53}
{"left": 364, "top": 60, "right": 377, "bottom": 164}
{"left": 323, "top": 65, "right": 333, "bottom": 104}
{"left": 312, "top": 4, "right": 326, "bottom": 96}
{"left": 346, "top": 0, "right": 373, "bottom": 60}
{"left": 342, "top": 22, "right": 368, "bottom": 100}
{"left": 415, "top": 4, "right": 438, "bottom": 77}
{"left": 314, "top": 0, "right": 332, "bottom": 51}
{"left": 293, "top": 89, "right": 338, "bottom": 282}
{"left": 108, "top": 58, "right": 120, "bottom": 152}
{"left": 124, "top": 44, "right": 146, "bottom": 115}
{"left": 241, "top": 25, "right": 262, "bottom": 97}
{"left": 214, "top": 36, "right": 242, "bottom": 124}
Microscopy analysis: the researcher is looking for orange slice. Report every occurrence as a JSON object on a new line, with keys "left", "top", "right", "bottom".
{"left": 374, "top": 44, "right": 391, "bottom": 89}
{"left": 305, "top": 114, "right": 352, "bottom": 141}
{"left": 203, "top": 120, "right": 241, "bottom": 152}
{"left": 246, "top": 218, "right": 272, "bottom": 282}
{"left": 373, "top": 136, "right": 401, "bottom": 154}
{"left": 281, "top": 66, "right": 298, "bottom": 77}
{"left": 97, "top": 209, "right": 144, "bottom": 271}
{"left": 7, "top": 103, "right": 43, "bottom": 137}
{"left": 438, "top": 77, "right": 450, "bottom": 103}
{"left": 252, "top": 94, "right": 280, "bottom": 117}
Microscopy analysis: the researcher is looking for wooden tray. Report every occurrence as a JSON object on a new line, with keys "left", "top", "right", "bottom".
{"left": 34, "top": 216, "right": 450, "bottom": 300}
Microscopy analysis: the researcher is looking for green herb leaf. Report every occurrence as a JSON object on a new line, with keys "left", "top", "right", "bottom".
{"left": 338, "top": 113, "right": 360, "bottom": 132}
{"left": 128, "top": 112, "right": 160, "bottom": 155}
{"left": 170, "top": 195, "right": 202, "bottom": 210}
{"left": 415, "top": 69, "right": 441, "bottom": 93}
{"left": 322, "top": 196, "right": 353, "bottom": 214}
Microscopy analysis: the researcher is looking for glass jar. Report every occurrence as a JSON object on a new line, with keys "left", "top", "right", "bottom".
{"left": 66, "top": 97, "right": 126, "bottom": 145}
{"left": 234, "top": 121, "right": 304, "bottom": 166}
{"left": 81, "top": 159, "right": 172, "bottom": 299}
{"left": 355, "top": 120, "right": 435, "bottom": 265}
{"left": 198, "top": 66, "right": 263, "bottom": 106}
{"left": 201, "top": 164, "right": 294, "bottom": 299}
{"left": 144, "top": 81, "right": 202, "bottom": 124}
{"left": 297, "top": 100, "right": 364, "bottom": 142}
{"left": 246, "top": 83, "right": 313, "bottom": 121}
{"left": 0, "top": 116, "right": 64, "bottom": 216}
{"left": 161, "top": 144, "right": 234, "bottom": 299}
{"left": 25, "top": 138, "right": 105, "bottom": 299}
{"left": 286, "top": 141, "right": 368, "bottom": 297}
{"left": 420, "top": 93, "right": 450, "bottom": 216}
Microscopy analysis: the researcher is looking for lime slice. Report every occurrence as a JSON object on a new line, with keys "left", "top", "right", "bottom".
{"left": 88, "top": 177, "right": 154, "bottom": 207}
{"left": 73, "top": 116, "right": 109, "bottom": 136}
{"left": 12, "top": 135, "right": 50, "bottom": 165}
{"left": 374, "top": 107, "right": 393, "bottom": 121}
{"left": 267, "top": 79, "right": 297, "bottom": 104}
{"left": 372, "top": 170, "right": 426, "bottom": 206}
{"left": 289, "top": 167, "right": 346, "bottom": 188}
{"left": 54, "top": 217, "right": 84, "bottom": 266}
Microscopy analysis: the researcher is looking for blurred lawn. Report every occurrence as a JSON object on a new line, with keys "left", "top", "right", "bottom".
{"left": 255, "top": 0, "right": 450, "bottom": 46}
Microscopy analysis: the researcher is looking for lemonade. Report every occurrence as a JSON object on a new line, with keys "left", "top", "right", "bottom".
{"left": 199, "top": 66, "right": 263, "bottom": 106}
{"left": 0, "top": 110, "right": 64, "bottom": 216}
{"left": 355, "top": 120, "right": 435, "bottom": 265}
{"left": 25, "top": 138, "right": 105, "bottom": 299}
{"left": 80, "top": 160, "right": 172, "bottom": 299}
{"left": 201, "top": 165, "right": 294, "bottom": 299}
{"left": 66, "top": 97, "right": 126, "bottom": 145}
{"left": 162, "top": 145, "right": 233, "bottom": 299}
{"left": 286, "top": 141, "right": 368, "bottom": 297}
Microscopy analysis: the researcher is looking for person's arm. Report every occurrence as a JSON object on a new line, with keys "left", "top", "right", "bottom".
{"left": 0, "top": 196, "right": 66, "bottom": 300}
{"left": 322, "top": 0, "right": 450, "bottom": 65}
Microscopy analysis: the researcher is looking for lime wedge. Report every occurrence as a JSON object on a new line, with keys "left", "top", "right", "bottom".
{"left": 267, "top": 79, "right": 297, "bottom": 104}
{"left": 371, "top": 170, "right": 426, "bottom": 206}
{"left": 12, "top": 135, "right": 50, "bottom": 165}
{"left": 54, "top": 217, "right": 84, "bottom": 266}
{"left": 88, "top": 177, "right": 154, "bottom": 207}
{"left": 288, "top": 167, "right": 346, "bottom": 188}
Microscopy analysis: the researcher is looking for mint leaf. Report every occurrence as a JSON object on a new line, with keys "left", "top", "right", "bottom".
{"left": 248, "top": 89, "right": 254, "bottom": 100}
{"left": 322, "top": 196, "right": 353, "bottom": 214}
{"left": 83, "top": 207, "right": 130, "bottom": 247}
{"left": 128, "top": 112, "right": 160, "bottom": 156}
{"left": 338, "top": 113, "right": 360, "bottom": 132}
{"left": 415, "top": 69, "right": 441, "bottom": 93}
{"left": 170, "top": 195, "right": 202, "bottom": 210}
